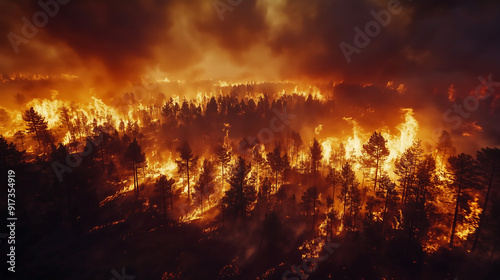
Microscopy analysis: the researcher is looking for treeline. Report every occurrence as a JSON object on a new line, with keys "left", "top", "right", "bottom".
{"left": 1, "top": 92, "right": 500, "bottom": 279}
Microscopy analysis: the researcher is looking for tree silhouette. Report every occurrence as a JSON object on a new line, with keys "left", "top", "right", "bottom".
{"left": 377, "top": 175, "right": 398, "bottom": 230}
{"left": 437, "top": 130, "right": 454, "bottom": 167}
{"left": 338, "top": 162, "right": 358, "bottom": 227}
{"left": 472, "top": 147, "right": 500, "bottom": 251}
{"left": 282, "top": 152, "right": 291, "bottom": 184}
{"left": 448, "top": 153, "right": 478, "bottom": 247}
{"left": 222, "top": 156, "right": 256, "bottom": 219}
{"left": 59, "top": 106, "right": 75, "bottom": 141}
{"left": 346, "top": 179, "right": 361, "bottom": 231}
{"left": 0, "top": 135, "right": 25, "bottom": 170}
{"left": 176, "top": 141, "right": 198, "bottom": 204}
{"left": 402, "top": 154, "right": 437, "bottom": 243}
{"left": 330, "top": 142, "right": 346, "bottom": 169}
{"left": 125, "top": 139, "right": 146, "bottom": 196}
{"left": 395, "top": 140, "right": 423, "bottom": 204}
{"left": 195, "top": 159, "right": 215, "bottom": 212}
{"left": 326, "top": 167, "right": 341, "bottom": 210}
{"left": 252, "top": 144, "right": 266, "bottom": 185}
{"left": 309, "top": 138, "right": 323, "bottom": 185}
{"left": 267, "top": 143, "right": 285, "bottom": 193}
{"left": 155, "top": 175, "right": 175, "bottom": 219}
{"left": 14, "top": 130, "right": 26, "bottom": 150}
{"left": 22, "top": 107, "right": 48, "bottom": 151}
{"left": 363, "top": 131, "right": 390, "bottom": 191}
{"left": 488, "top": 194, "right": 500, "bottom": 261}
{"left": 290, "top": 130, "right": 303, "bottom": 166}
{"left": 215, "top": 143, "right": 232, "bottom": 190}
{"left": 302, "top": 186, "right": 321, "bottom": 230}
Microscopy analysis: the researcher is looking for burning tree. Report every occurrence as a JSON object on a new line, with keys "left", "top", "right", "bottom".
{"left": 401, "top": 154, "right": 438, "bottom": 243}
{"left": 472, "top": 147, "right": 500, "bottom": 251}
{"left": 338, "top": 162, "right": 359, "bottom": 229}
{"left": 267, "top": 143, "right": 286, "bottom": 192}
{"left": 437, "top": 130, "right": 455, "bottom": 167}
{"left": 59, "top": 106, "right": 75, "bottom": 142}
{"left": 363, "top": 131, "right": 390, "bottom": 191}
{"left": 222, "top": 156, "right": 256, "bottom": 220}
{"left": 301, "top": 186, "right": 321, "bottom": 230}
{"left": 176, "top": 141, "right": 199, "bottom": 204}
{"left": 309, "top": 138, "right": 323, "bottom": 185}
{"left": 14, "top": 130, "right": 26, "bottom": 150}
{"left": 447, "top": 153, "right": 479, "bottom": 247}
{"left": 22, "top": 107, "right": 49, "bottom": 152}
{"left": 195, "top": 159, "right": 215, "bottom": 212}
{"left": 125, "top": 139, "right": 146, "bottom": 196}
{"left": 395, "top": 140, "right": 423, "bottom": 204}
{"left": 252, "top": 144, "right": 266, "bottom": 184}
{"left": 155, "top": 175, "right": 175, "bottom": 219}
{"left": 215, "top": 142, "right": 232, "bottom": 189}
{"left": 377, "top": 175, "right": 399, "bottom": 230}
{"left": 330, "top": 142, "right": 346, "bottom": 170}
{"left": 326, "top": 167, "right": 341, "bottom": 210}
{"left": 290, "top": 130, "right": 303, "bottom": 166}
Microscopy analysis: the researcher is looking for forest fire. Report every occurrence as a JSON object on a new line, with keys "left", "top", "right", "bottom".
{"left": 1, "top": 78, "right": 499, "bottom": 279}
{"left": 1, "top": 1, "right": 500, "bottom": 279}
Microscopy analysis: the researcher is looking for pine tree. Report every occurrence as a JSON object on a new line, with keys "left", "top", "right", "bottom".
{"left": 437, "top": 130, "right": 454, "bottom": 166}
{"left": 222, "top": 156, "right": 256, "bottom": 219}
{"left": 59, "top": 106, "right": 75, "bottom": 141}
{"left": 448, "top": 153, "right": 478, "bottom": 247}
{"left": 215, "top": 143, "right": 232, "bottom": 190}
{"left": 326, "top": 167, "right": 341, "bottom": 210}
{"left": 402, "top": 154, "right": 437, "bottom": 242}
{"left": 377, "top": 175, "right": 399, "bottom": 230}
{"left": 290, "top": 130, "right": 303, "bottom": 166}
{"left": 282, "top": 152, "right": 291, "bottom": 185}
{"left": 267, "top": 143, "right": 284, "bottom": 193}
{"left": 0, "top": 136, "right": 25, "bottom": 170}
{"left": 176, "top": 141, "right": 198, "bottom": 204}
{"left": 309, "top": 138, "right": 323, "bottom": 185}
{"left": 14, "top": 130, "right": 25, "bottom": 150}
{"left": 155, "top": 175, "right": 175, "bottom": 219}
{"left": 394, "top": 140, "right": 423, "bottom": 204}
{"left": 472, "top": 148, "right": 500, "bottom": 251}
{"left": 331, "top": 142, "right": 346, "bottom": 169}
{"left": 195, "top": 159, "right": 215, "bottom": 212}
{"left": 22, "top": 107, "right": 48, "bottom": 151}
{"left": 338, "top": 162, "right": 357, "bottom": 227}
{"left": 252, "top": 144, "right": 266, "bottom": 185}
{"left": 302, "top": 186, "right": 321, "bottom": 230}
{"left": 346, "top": 180, "right": 362, "bottom": 231}
{"left": 363, "top": 131, "right": 390, "bottom": 191}
{"left": 125, "top": 139, "right": 146, "bottom": 197}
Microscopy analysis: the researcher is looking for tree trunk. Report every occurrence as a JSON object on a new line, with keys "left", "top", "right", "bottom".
{"left": 187, "top": 160, "right": 190, "bottom": 204}
{"left": 332, "top": 182, "right": 336, "bottom": 210}
{"left": 201, "top": 184, "right": 204, "bottom": 213}
{"left": 450, "top": 183, "right": 462, "bottom": 247}
{"left": 472, "top": 163, "right": 496, "bottom": 251}
{"left": 33, "top": 126, "right": 41, "bottom": 151}
{"left": 342, "top": 192, "right": 347, "bottom": 224}
{"left": 382, "top": 190, "right": 389, "bottom": 231}
{"left": 312, "top": 199, "right": 316, "bottom": 231}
